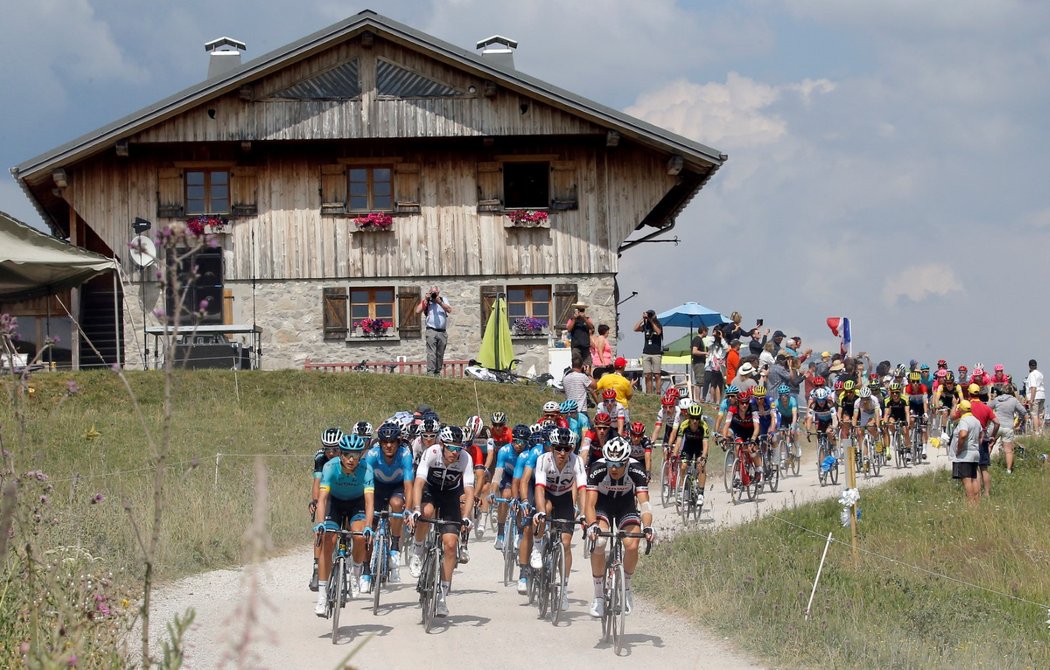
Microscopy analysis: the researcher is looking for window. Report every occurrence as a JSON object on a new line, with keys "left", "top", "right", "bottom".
{"left": 164, "top": 248, "right": 224, "bottom": 325}
{"left": 349, "top": 166, "right": 393, "bottom": 212}
{"left": 506, "top": 285, "right": 551, "bottom": 330}
{"left": 350, "top": 287, "right": 395, "bottom": 330}
{"left": 503, "top": 161, "right": 549, "bottom": 210}
{"left": 185, "top": 170, "right": 229, "bottom": 215}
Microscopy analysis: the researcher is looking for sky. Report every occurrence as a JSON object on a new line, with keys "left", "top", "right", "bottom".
{"left": 2, "top": 0, "right": 1048, "bottom": 377}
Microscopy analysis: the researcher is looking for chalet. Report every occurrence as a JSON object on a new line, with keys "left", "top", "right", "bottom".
{"left": 11, "top": 10, "right": 725, "bottom": 371}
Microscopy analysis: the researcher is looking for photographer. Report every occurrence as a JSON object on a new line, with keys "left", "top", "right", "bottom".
{"left": 703, "top": 326, "right": 728, "bottom": 405}
{"left": 414, "top": 285, "right": 453, "bottom": 376}
{"left": 634, "top": 309, "right": 663, "bottom": 394}
{"left": 565, "top": 302, "right": 594, "bottom": 367}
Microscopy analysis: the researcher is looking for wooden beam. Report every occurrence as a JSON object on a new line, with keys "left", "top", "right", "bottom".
{"left": 68, "top": 200, "right": 80, "bottom": 371}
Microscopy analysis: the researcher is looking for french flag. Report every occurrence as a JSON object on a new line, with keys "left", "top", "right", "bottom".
{"left": 826, "top": 317, "right": 852, "bottom": 355}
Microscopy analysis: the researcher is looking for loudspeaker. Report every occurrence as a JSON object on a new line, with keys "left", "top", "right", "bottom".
{"left": 173, "top": 343, "right": 237, "bottom": 369}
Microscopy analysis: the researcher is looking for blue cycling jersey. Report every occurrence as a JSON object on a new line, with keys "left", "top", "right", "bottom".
{"left": 495, "top": 444, "right": 519, "bottom": 478}
{"left": 775, "top": 396, "right": 798, "bottom": 416}
{"left": 513, "top": 445, "right": 544, "bottom": 480}
{"left": 569, "top": 413, "right": 591, "bottom": 437}
{"left": 320, "top": 458, "right": 374, "bottom": 500}
{"left": 363, "top": 444, "right": 414, "bottom": 486}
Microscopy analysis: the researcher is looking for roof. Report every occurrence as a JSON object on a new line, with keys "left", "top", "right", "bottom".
{"left": 13, "top": 9, "right": 726, "bottom": 180}
{"left": 0, "top": 210, "right": 117, "bottom": 301}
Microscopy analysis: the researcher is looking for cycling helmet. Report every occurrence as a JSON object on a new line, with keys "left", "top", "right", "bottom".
{"left": 491, "top": 411, "right": 507, "bottom": 425}
{"left": 895, "top": 364, "right": 907, "bottom": 375}
{"left": 945, "top": 372, "right": 955, "bottom": 382}
{"left": 664, "top": 386, "right": 681, "bottom": 400}
{"left": 551, "top": 428, "right": 573, "bottom": 446}
{"left": 842, "top": 380, "right": 856, "bottom": 392}
{"left": 376, "top": 422, "right": 401, "bottom": 441}
{"left": 439, "top": 425, "right": 464, "bottom": 445}
{"left": 973, "top": 363, "right": 984, "bottom": 373}
{"left": 858, "top": 387, "right": 872, "bottom": 398}
{"left": 512, "top": 424, "right": 531, "bottom": 441}
{"left": 935, "top": 368, "right": 947, "bottom": 378}
{"left": 908, "top": 372, "right": 921, "bottom": 382}
{"left": 958, "top": 365, "right": 968, "bottom": 372}
{"left": 833, "top": 381, "right": 844, "bottom": 392}
{"left": 660, "top": 395, "right": 677, "bottom": 407}
{"left": 738, "top": 389, "right": 753, "bottom": 401}
{"left": 687, "top": 404, "right": 704, "bottom": 418}
{"left": 321, "top": 427, "right": 344, "bottom": 448}
{"left": 813, "top": 388, "right": 830, "bottom": 402}
{"left": 530, "top": 423, "right": 546, "bottom": 434}
{"left": 725, "top": 384, "right": 739, "bottom": 396}
{"left": 813, "top": 376, "right": 826, "bottom": 387}
{"left": 937, "top": 359, "right": 947, "bottom": 367}
{"left": 777, "top": 384, "right": 791, "bottom": 396}
{"left": 541, "top": 419, "right": 557, "bottom": 430}
{"left": 753, "top": 385, "right": 767, "bottom": 398}
{"left": 338, "top": 433, "right": 367, "bottom": 452}
{"left": 353, "top": 421, "right": 373, "bottom": 438}
{"left": 465, "top": 415, "right": 484, "bottom": 437}
{"left": 920, "top": 363, "right": 930, "bottom": 371}
{"left": 601, "top": 388, "right": 617, "bottom": 400}
{"left": 528, "top": 433, "right": 547, "bottom": 448}
{"left": 543, "top": 400, "right": 560, "bottom": 414}
{"left": 594, "top": 412, "right": 612, "bottom": 426}
{"left": 629, "top": 421, "right": 646, "bottom": 435}
{"left": 889, "top": 383, "right": 902, "bottom": 392}
{"left": 869, "top": 373, "right": 879, "bottom": 381}
{"left": 601, "top": 437, "right": 631, "bottom": 463}
{"left": 420, "top": 418, "right": 440, "bottom": 435}
{"left": 568, "top": 431, "right": 579, "bottom": 447}
{"left": 559, "top": 400, "right": 577, "bottom": 414}
{"left": 677, "top": 397, "right": 694, "bottom": 411}
{"left": 422, "top": 410, "right": 440, "bottom": 422}
{"left": 994, "top": 363, "right": 1004, "bottom": 372}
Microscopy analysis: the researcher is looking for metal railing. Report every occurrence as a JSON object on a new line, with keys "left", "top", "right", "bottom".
{"left": 303, "top": 358, "right": 470, "bottom": 378}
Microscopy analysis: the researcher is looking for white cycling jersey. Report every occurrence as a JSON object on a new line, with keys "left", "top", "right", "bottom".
{"left": 415, "top": 444, "right": 475, "bottom": 492}
{"left": 534, "top": 451, "right": 586, "bottom": 496}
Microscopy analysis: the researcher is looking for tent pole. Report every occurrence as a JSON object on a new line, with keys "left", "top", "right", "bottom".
{"left": 112, "top": 268, "right": 121, "bottom": 369}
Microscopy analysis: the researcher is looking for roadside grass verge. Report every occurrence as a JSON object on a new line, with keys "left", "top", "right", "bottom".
{"left": 635, "top": 436, "right": 1050, "bottom": 669}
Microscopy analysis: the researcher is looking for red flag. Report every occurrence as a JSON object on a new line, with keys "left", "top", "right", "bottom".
{"left": 826, "top": 317, "right": 842, "bottom": 337}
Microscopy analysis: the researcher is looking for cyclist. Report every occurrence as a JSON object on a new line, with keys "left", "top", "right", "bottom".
{"left": 773, "top": 384, "right": 798, "bottom": 467}
{"left": 905, "top": 372, "right": 930, "bottom": 459}
{"left": 882, "top": 383, "right": 909, "bottom": 452}
{"left": 585, "top": 437, "right": 654, "bottom": 617}
{"left": 581, "top": 412, "right": 616, "bottom": 472}
{"left": 538, "top": 401, "right": 570, "bottom": 429}
{"left": 918, "top": 364, "right": 935, "bottom": 400}
{"left": 532, "top": 427, "right": 587, "bottom": 611}
{"left": 933, "top": 371, "right": 962, "bottom": 430}
{"left": 837, "top": 380, "right": 859, "bottom": 443}
{"left": 561, "top": 400, "right": 590, "bottom": 440}
{"left": 352, "top": 420, "right": 375, "bottom": 448}
{"left": 674, "top": 404, "right": 709, "bottom": 501}
{"left": 465, "top": 415, "right": 493, "bottom": 522}
{"left": 312, "top": 433, "right": 374, "bottom": 616}
{"left": 408, "top": 425, "right": 475, "bottom": 618}
{"left": 752, "top": 385, "right": 775, "bottom": 440}
{"left": 363, "top": 422, "right": 414, "bottom": 588}
{"left": 410, "top": 417, "right": 441, "bottom": 466}
{"left": 515, "top": 431, "right": 548, "bottom": 594}
{"left": 855, "top": 387, "right": 884, "bottom": 466}
{"left": 625, "top": 421, "right": 654, "bottom": 479}
{"left": 309, "top": 427, "right": 343, "bottom": 592}
{"left": 650, "top": 391, "right": 680, "bottom": 445}
{"left": 806, "top": 387, "right": 838, "bottom": 465}
{"left": 715, "top": 386, "right": 738, "bottom": 434}
{"left": 491, "top": 424, "right": 531, "bottom": 550}
{"left": 598, "top": 388, "right": 627, "bottom": 433}
{"left": 724, "top": 388, "right": 762, "bottom": 482}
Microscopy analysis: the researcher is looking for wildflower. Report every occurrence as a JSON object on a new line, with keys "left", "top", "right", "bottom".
{"left": 39, "top": 495, "right": 48, "bottom": 504}
{"left": 66, "top": 380, "right": 80, "bottom": 395}
{"left": 91, "top": 493, "right": 104, "bottom": 504}
{"left": 198, "top": 299, "right": 210, "bottom": 312}
{"left": 111, "top": 363, "right": 120, "bottom": 372}
{"left": 152, "top": 307, "right": 166, "bottom": 319}
{"left": 68, "top": 653, "right": 77, "bottom": 666}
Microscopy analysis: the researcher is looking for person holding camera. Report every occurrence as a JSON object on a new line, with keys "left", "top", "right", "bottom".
{"left": 566, "top": 302, "right": 594, "bottom": 367}
{"left": 634, "top": 309, "right": 663, "bottom": 394}
{"left": 415, "top": 285, "right": 453, "bottom": 376}
{"left": 703, "top": 326, "right": 728, "bottom": 405}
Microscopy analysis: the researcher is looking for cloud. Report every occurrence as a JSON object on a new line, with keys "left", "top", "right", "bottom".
{"left": 881, "top": 264, "right": 964, "bottom": 306}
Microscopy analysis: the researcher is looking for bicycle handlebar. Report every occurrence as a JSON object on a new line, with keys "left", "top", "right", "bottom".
{"left": 592, "top": 529, "right": 653, "bottom": 555}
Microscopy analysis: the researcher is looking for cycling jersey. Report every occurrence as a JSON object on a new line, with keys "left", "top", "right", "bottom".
{"left": 905, "top": 384, "right": 928, "bottom": 407}
{"left": 838, "top": 392, "right": 857, "bottom": 416}
{"left": 319, "top": 458, "right": 374, "bottom": 500}
{"left": 468, "top": 435, "right": 494, "bottom": 470}
{"left": 495, "top": 444, "right": 525, "bottom": 489}
{"left": 679, "top": 422, "right": 709, "bottom": 460}
{"left": 490, "top": 425, "right": 513, "bottom": 447}
{"left": 415, "top": 444, "right": 475, "bottom": 492}
{"left": 775, "top": 396, "right": 797, "bottom": 424}
{"left": 534, "top": 452, "right": 587, "bottom": 496}
{"left": 364, "top": 444, "right": 414, "bottom": 486}
{"left": 586, "top": 459, "right": 648, "bottom": 499}
{"left": 810, "top": 401, "right": 836, "bottom": 424}
{"left": 536, "top": 415, "right": 570, "bottom": 430}
{"left": 313, "top": 448, "right": 336, "bottom": 479}
{"left": 597, "top": 400, "right": 627, "bottom": 422}
{"left": 567, "top": 413, "right": 591, "bottom": 437}
{"left": 628, "top": 436, "right": 653, "bottom": 463}
{"left": 514, "top": 444, "right": 545, "bottom": 481}
{"left": 885, "top": 397, "right": 908, "bottom": 421}
{"left": 727, "top": 403, "right": 755, "bottom": 431}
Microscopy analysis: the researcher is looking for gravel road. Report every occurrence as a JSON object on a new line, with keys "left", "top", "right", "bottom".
{"left": 150, "top": 438, "right": 950, "bottom": 669}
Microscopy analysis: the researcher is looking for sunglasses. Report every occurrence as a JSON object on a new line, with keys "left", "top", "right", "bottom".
{"left": 607, "top": 460, "right": 627, "bottom": 468}
{"left": 340, "top": 450, "right": 361, "bottom": 457}
{"left": 444, "top": 445, "right": 464, "bottom": 453}
{"left": 492, "top": 422, "right": 505, "bottom": 427}
{"left": 422, "top": 433, "right": 438, "bottom": 439}
{"left": 553, "top": 445, "right": 573, "bottom": 452}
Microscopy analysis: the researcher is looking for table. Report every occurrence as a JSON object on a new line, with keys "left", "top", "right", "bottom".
{"left": 143, "top": 324, "right": 263, "bottom": 370}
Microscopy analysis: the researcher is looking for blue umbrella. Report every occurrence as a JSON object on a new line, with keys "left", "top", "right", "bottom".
{"left": 655, "top": 302, "right": 728, "bottom": 329}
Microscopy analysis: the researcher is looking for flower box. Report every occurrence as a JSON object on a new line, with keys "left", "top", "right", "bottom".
{"left": 512, "top": 317, "right": 548, "bottom": 337}
{"left": 186, "top": 215, "right": 231, "bottom": 235}
{"left": 352, "top": 212, "right": 394, "bottom": 232}
{"left": 354, "top": 318, "right": 394, "bottom": 338}
{"left": 504, "top": 209, "right": 550, "bottom": 229}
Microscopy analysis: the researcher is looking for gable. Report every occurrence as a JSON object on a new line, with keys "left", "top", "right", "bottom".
{"left": 271, "top": 59, "right": 361, "bottom": 100}
{"left": 376, "top": 58, "right": 460, "bottom": 97}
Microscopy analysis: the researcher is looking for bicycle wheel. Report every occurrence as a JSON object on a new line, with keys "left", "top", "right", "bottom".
{"left": 660, "top": 459, "right": 672, "bottom": 506}
{"left": 536, "top": 548, "right": 550, "bottom": 618}
{"left": 689, "top": 479, "right": 703, "bottom": 522}
{"left": 550, "top": 541, "right": 566, "bottom": 626}
{"left": 817, "top": 442, "right": 828, "bottom": 486}
{"left": 601, "top": 572, "right": 613, "bottom": 642}
{"left": 330, "top": 557, "right": 343, "bottom": 643}
{"left": 424, "top": 547, "right": 440, "bottom": 633}
{"left": 791, "top": 438, "right": 801, "bottom": 475}
{"left": 767, "top": 457, "right": 780, "bottom": 492}
{"left": 372, "top": 533, "right": 387, "bottom": 615}
{"left": 502, "top": 517, "right": 516, "bottom": 586}
{"left": 676, "top": 473, "right": 689, "bottom": 521}
{"left": 527, "top": 565, "right": 538, "bottom": 605}
{"left": 746, "top": 462, "right": 760, "bottom": 501}
{"left": 612, "top": 562, "right": 627, "bottom": 655}
{"left": 723, "top": 449, "right": 736, "bottom": 494}
{"left": 829, "top": 450, "right": 840, "bottom": 485}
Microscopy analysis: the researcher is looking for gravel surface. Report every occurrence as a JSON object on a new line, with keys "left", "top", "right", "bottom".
{"left": 149, "top": 439, "right": 949, "bottom": 669}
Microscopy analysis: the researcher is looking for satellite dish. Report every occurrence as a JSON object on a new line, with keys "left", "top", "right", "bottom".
{"left": 129, "top": 235, "right": 157, "bottom": 268}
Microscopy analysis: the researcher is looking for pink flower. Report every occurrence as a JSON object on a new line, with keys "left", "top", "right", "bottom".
{"left": 91, "top": 493, "right": 104, "bottom": 504}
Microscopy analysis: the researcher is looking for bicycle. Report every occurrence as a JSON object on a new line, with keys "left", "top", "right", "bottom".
{"left": 534, "top": 517, "right": 576, "bottom": 624}
{"left": 887, "top": 421, "right": 908, "bottom": 468}
{"left": 368, "top": 510, "right": 403, "bottom": 615}
{"left": 660, "top": 442, "right": 680, "bottom": 507}
{"left": 730, "top": 439, "right": 761, "bottom": 503}
{"left": 590, "top": 528, "right": 652, "bottom": 656}
{"left": 318, "top": 528, "right": 367, "bottom": 644}
{"left": 910, "top": 417, "right": 927, "bottom": 465}
{"left": 776, "top": 426, "right": 801, "bottom": 476}
{"left": 757, "top": 434, "right": 779, "bottom": 493}
{"left": 471, "top": 495, "right": 487, "bottom": 540}
{"left": 810, "top": 430, "right": 839, "bottom": 487}
{"left": 492, "top": 497, "right": 518, "bottom": 586}
{"left": 719, "top": 435, "right": 737, "bottom": 494}
{"left": 675, "top": 455, "right": 706, "bottom": 522}
{"left": 860, "top": 427, "right": 882, "bottom": 477}
{"left": 414, "top": 516, "right": 466, "bottom": 633}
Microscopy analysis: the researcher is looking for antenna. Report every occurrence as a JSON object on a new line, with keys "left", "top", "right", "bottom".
{"left": 129, "top": 236, "right": 157, "bottom": 267}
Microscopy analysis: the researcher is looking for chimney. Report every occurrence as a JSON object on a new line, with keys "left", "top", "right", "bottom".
{"left": 475, "top": 35, "right": 517, "bottom": 70}
{"left": 204, "top": 37, "right": 247, "bottom": 79}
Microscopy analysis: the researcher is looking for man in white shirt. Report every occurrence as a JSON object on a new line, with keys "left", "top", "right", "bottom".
{"left": 1027, "top": 359, "right": 1044, "bottom": 434}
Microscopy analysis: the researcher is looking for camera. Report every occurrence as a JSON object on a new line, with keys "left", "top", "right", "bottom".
{"left": 429, "top": 291, "right": 438, "bottom": 302}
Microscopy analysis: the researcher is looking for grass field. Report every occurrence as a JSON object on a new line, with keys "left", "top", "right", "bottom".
{"left": 635, "top": 437, "right": 1050, "bottom": 669}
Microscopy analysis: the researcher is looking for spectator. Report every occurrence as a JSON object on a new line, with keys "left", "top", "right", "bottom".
{"left": 771, "top": 330, "right": 787, "bottom": 354}
{"left": 732, "top": 362, "right": 758, "bottom": 392}
{"left": 815, "top": 351, "right": 832, "bottom": 378}
{"left": 634, "top": 310, "right": 663, "bottom": 394}
{"left": 828, "top": 359, "right": 845, "bottom": 385}
{"left": 960, "top": 383, "right": 1000, "bottom": 497}
{"left": 590, "top": 323, "right": 613, "bottom": 369}
{"left": 759, "top": 341, "right": 776, "bottom": 370}
{"left": 766, "top": 352, "right": 805, "bottom": 402}
{"left": 725, "top": 339, "right": 742, "bottom": 389}
{"left": 415, "top": 285, "right": 453, "bottom": 375}
{"left": 704, "top": 327, "right": 728, "bottom": 405}
{"left": 748, "top": 328, "right": 769, "bottom": 357}
{"left": 596, "top": 356, "right": 634, "bottom": 412}
{"left": 991, "top": 385, "right": 1027, "bottom": 473}
{"left": 951, "top": 400, "right": 982, "bottom": 504}
{"left": 562, "top": 355, "right": 597, "bottom": 413}
{"left": 565, "top": 302, "right": 594, "bottom": 368}
{"left": 690, "top": 326, "right": 708, "bottom": 401}
{"left": 1027, "top": 359, "right": 1045, "bottom": 435}
{"left": 723, "top": 311, "right": 749, "bottom": 342}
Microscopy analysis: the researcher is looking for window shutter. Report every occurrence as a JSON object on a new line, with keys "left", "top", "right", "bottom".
{"left": 397, "top": 286, "right": 422, "bottom": 338}
{"left": 480, "top": 284, "right": 504, "bottom": 333}
{"left": 157, "top": 168, "right": 184, "bottom": 218}
{"left": 553, "top": 283, "right": 578, "bottom": 337}
{"left": 323, "top": 287, "right": 348, "bottom": 340}
{"left": 320, "top": 165, "right": 347, "bottom": 215}
{"left": 230, "top": 166, "right": 258, "bottom": 217}
{"left": 550, "top": 160, "right": 578, "bottom": 211}
{"left": 394, "top": 163, "right": 421, "bottom": 214}
{"left": 476, "top": 162, "right": 503, "bottom": 213}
